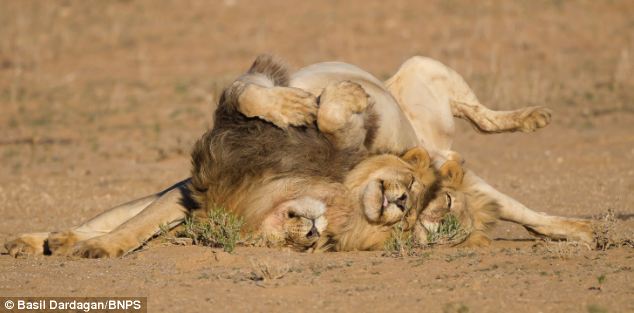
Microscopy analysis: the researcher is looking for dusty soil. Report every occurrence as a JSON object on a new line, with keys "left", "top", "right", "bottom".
{"left": 0, "top": 1, "right": 633, "bottom": 312}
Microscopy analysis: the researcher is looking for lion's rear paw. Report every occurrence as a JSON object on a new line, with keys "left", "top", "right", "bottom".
{"left": 568, "top": 219, "right": 595, "bottom": 246}
{"left": 518, "top": 106, "right": 552, "bottom": 132}
{"left": 5, "top": 234, "right": 46, "bottom": 257}
{"left": 72, "top": 239, "right": 124, "bottom": 259}
{"left": 524, "top": 218, "right": 595, "bottom": 247}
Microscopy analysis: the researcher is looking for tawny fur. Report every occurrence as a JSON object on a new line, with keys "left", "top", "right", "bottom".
{"left": 191, "top": 56, "right": 439, "bottom": 251}
{"left": 417, "top": 161, "right": 501, "bottom": 247}
{"left": 320, "top": 150, "right": 436, "bottom": 251}
{"left": 189, "top": 56, "right": 369, "bottom": 234}
{"left": 4, "top": 55, "right": 594, "bottom": 258}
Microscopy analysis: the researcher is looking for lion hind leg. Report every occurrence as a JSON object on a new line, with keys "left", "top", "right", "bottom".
{"left": 452, "top": 101, "right": 552, "bottom": 134}
{"left": 5, "top": 232, "right": 49, "bottom": 257}
{"left": 464, "top": 171, "right": 594, "bottom": 246}
{"left": 387, "top": 56, "right": 551, "bottom": 142}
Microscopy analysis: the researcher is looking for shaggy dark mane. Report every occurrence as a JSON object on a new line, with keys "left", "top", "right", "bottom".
{"left": 190, "top": 55, "right": 366, "bottom": 213}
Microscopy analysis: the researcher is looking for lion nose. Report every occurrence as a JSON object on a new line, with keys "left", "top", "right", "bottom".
{"left": 306, "top": 224, "right": 319, "bottom": 238}
{"left": 394, "top": 193, "right": 408, "bottom": 210}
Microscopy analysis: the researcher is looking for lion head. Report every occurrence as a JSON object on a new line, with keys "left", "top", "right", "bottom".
{"left": 259, "top": 196, "right": 328, "bottom": 251}
{"left": 321, "top": 147, "right": 437, "bottom": 251}
{"left": 415, "top": 159, "right": 500, "bottom": 247}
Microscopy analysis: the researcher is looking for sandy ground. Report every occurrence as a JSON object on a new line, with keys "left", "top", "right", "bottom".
{"left": 0, "top": 1, "right": 633, "bottom": 312}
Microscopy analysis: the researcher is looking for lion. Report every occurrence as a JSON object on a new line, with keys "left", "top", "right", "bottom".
{"left": 288, "top": 56, "right": 594, "bottom": 246}
{"left": 414, "top": 157, "right": 501, "bottom": 247}
{"left": 5, "top": 56, "right": 437, "bottom": 257}
{"left": 188, "top": 57, "right": 437, "bottom": 252}
{"left": 5, "top": 54, "right": 595, "bottom": 257}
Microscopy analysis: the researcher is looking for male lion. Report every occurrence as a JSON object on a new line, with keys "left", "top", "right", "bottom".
{"left": 5, "top": 56, "right": 437, "bottom": 257}
{"left": 289, "top": 56, "right": 594, "bottom": 246}
{"left": 5, "top": 55, "right": 594, "bottom": 257}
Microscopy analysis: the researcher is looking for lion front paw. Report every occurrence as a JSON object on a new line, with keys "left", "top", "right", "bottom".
{"left": 5, "top": 234, "right": 46, "bottom": 257}
{"left": 47, "top": 230, "right": 81, "bottom": 256}
{"left": 518, "top": 106, "right": 552, "bottom": 132}
{"left": 321, "top": 80, "right": 369, "bottom": 113}
{"left": 72, "top": 238, "right": 125, "bottom": 259}
{"left": 269, "top": 86, "right": 318, "bottom": 128}
{"left": 317, "top": 81, "right": 370, "bottom": 133}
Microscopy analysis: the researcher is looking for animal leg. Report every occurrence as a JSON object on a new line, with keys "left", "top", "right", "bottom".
{"left": 5, "top": 232, "right": 50, "bottom": 257}
{"left": 46, "top": 194, "right": 159, "bottom": 255}
{"left": 386, "top": 56, "right": 551, "bottom": 148}
{"left": 71, "top": 184, "right": 190, "bottom": 258}
{"left": 463, "top": 171, "right": 594, "bottom": 245}
{"left": 317, "top": 80, "right": 372, "bottom": 151}
{"left": 5, "top": 179, "right": 191, "bottom": 257}
{"left": 6, "top": 193, "right": 158, "bottom": 257}
{"left": 227, "top": 56, "right": 318, "bottom": 129}
{"left": 451, "top": 101, "right": 552, "bottom": 134}
{"left": 49, "top": 179, "right": 191, "bottom": 255}
{"left": 236, "top": 83, "right": 318, "bottom": 129}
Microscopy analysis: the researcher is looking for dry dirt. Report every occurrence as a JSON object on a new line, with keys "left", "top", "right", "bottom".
{"left": 1, "top": 1, "right": 633, "bottom": 312}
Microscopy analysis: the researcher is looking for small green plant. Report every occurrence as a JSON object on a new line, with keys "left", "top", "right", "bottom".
{"left": 443, "top": 302, "right": 470, "bottom": 313}
{"left": 384, "top": 221, "right": 417, "bottom": 257}
{"left": 587, "top": 304, "right": 608, "bottom": 313}
{"left": 427, "top": 214, "right": 467, "bottom": 245}
{"left": 175, "top": 206, "right": 244, "bottom": 253}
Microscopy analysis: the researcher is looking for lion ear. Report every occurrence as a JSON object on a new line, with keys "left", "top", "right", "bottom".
{"left": 401, "top": 147, "right": 431, "bottom": 169}
{"left": 439, "top": 160, "right": 464, "bottom": 188}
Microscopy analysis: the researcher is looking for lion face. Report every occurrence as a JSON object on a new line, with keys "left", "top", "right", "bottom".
{"left": 416, "top": 159, "right": 500, "bottom": 247}
{"left": 346, "top": 147, "right": 436, "bottom": 227}
{"left": 418, "top": 159, "right": 467, "bottom": 233}
{"left": 420, "top": 187, "right": 466, "bottom": 232}
{"left": 261, "top": 196, "right": 328, "bottom": 251}
{"left": 361, "top": 168, "right": 421, "bottom": 225}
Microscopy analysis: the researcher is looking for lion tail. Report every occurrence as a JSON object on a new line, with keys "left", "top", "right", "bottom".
{"left": 248, "top": 54, "right": 290, "bottom": 87}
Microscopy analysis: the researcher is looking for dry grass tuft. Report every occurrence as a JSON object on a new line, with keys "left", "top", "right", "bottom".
{"left": 175, "top": 206, "right": 244, "bottom": 253}
{"left": 384, "top": 214, "right": 470, "bottom": 257}
{"left": 249, "top": 258, "right": 290, "bottom": 281}
{"left": 537, "top": 240, "right": 583, "bottom": 260}
{"left": 384, "top": 222, "right": 418, "bottom": 257}
{"left": 592, "top": 209, "right": 634, "bottom": 250}
{"left": 426, "top": 214, "right": 469, "bottom": 246}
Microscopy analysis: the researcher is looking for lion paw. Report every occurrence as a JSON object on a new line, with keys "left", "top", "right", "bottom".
{"left": 72, "top": 238, "right": 124, "bottom": 259}
{"left": 524, "top": 218, "right": 595, "bottom": 247}
{"left": 566, "top": 219, "right": 595, "bottom": 246}
{"left": 317, "top": 81, "right": 370, "bottom": 133}
{"left": 5, "top": 234, "right": 45, "bottom": 257}
{"left": 322, "top": 81, "right": 369, "bottom": 113}
{"left": 47, "top": 231, "right": 81, "bottom": 256}
{"left": 268, "top": 87, "right": 318, "bottom": 128}
{"left": 518, "top": 106, "right": 552, "bottom": 132}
